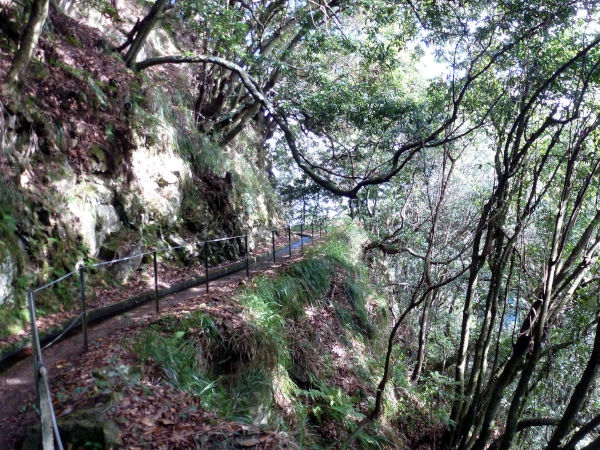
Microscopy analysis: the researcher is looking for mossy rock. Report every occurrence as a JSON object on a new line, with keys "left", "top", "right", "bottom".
{"left": 89, "top": 145, "right": 108, "bottom": 173}
{"left": 97, "top": 232, "right": 144, "bottom": 282}
{"left": 21, "top": 408, "right": 122, "bottom": 449}
{"left": 58, "top": 408, "right": 122, "bottom": 449}
{"left": 92, "top": 364, "right": 143, "bottom": 384}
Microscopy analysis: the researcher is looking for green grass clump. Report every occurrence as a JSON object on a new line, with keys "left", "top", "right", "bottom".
{"left": 244, "top": 257, "right": 333, "bottom": 319}
{"left": 136, "top": 311, "right": 274, "bottom": 421}
{"left": 342, "top": 278, "right": 373, "bottom": 337}
{"left": 134, "top": 224, "right": 389, "bottom": 443}
{"left": 298, "top": 376, "right": 364, "bottom": 427}
{"left": 136, "top": 312, "right": 218, "bottom": 388}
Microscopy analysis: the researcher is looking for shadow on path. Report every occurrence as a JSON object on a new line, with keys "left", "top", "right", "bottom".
{"left": 0, "top": 234, "right": 320, "bottom": 449}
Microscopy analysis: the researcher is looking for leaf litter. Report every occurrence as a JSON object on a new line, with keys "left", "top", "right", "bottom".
{"left": 42, "top": 257, "right": 305, "bottom": 448}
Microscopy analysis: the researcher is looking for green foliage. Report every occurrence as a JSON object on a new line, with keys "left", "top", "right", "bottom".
{"left": 238, "top": 226, "right": 394, "bottom": 443}
{"left": 0, "top": 306, "right": 29, "bottom": 340}
{"left": 6, "top": 0, "right": 600, "bottom": 445}
{"left": 295, "top": 374, "right": 391, "bottom": 448}
{"left": 136, "top": 311, "right": 274, "bottom": 421}
{"left": 297, "top": 376, "right": 364, "bottom": 428}
{"left": 177, "top": 131, "right": 228, "bottom": 175}
{"left": 342, "top": 278, "right": 373, "bottom": 336}
{"left": 232, "top": 158, "right": 279, "bottom": 224}
{"left": 0, "top": 176, "right": 21, "bottom": 236}
{"left": 79, "top": 0, "right": 119, "bottom": 19}
{"left": 0, "top": 177, "right": 27, "bottom": 337}
{"left": 133, "top": 225, "right": 391, "bottom": 444}
{"left": 239, "top": 255, "right": 335, "bottom": 367}
{"left": 47, "top": 59, "right": 111, "bottom": 108}
{"left": 178, "top": 0, "right": 250, "bottom": 55}
{"left": 240, "top": 226, "right": 366, "bottom": 329}
{"left": 64, "top": 34, "right": 82, "bottom": 47}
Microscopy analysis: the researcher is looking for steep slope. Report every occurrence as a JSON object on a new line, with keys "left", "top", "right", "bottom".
{"left": 16, "top": 227, "right": 385, "bottom": 448}
{"left": 16, "top": 226, "right": 446, "bottom": 449}
{"left": 0, "top": 1, "right": 281, "bottom": 340}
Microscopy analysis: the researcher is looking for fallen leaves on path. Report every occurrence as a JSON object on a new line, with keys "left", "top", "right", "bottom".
{"left": 0, "top": 234, "right": 297, "bottom": 355}
{"left": 42, "top": 256, "right": 307, "bottom": 448}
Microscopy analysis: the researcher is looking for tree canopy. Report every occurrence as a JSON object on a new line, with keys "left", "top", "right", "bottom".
{"left": 5, "top": 0, "right": 600, "bottom": 447}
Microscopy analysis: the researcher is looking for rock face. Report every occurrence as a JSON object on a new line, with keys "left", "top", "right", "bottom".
{"left": 99, "top": 233, "right": 144, "bottom": 281}
{"left": 0, "top": 0, "right": 283, "bottom": 333}
{"left": 129, "top": 130, "right": 192, "bottom": 225}
{"left": 0, "top": 244, "right": 17, "bottom": 306}
{"left": 65, "top": 178, "right": 121, "bottom": 256}
{"left": 21, "top": 408, "right": 123, "bottom": 450}
{"left": 57, "top": 408, "right": 123, "bottom": 449}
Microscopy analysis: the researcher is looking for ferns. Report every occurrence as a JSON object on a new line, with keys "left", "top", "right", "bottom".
{"left": 133, "top": 224, "right": 390, "bottom": 445}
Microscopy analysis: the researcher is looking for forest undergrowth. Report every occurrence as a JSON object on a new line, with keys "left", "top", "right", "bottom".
{"left": 20, "top": 225, "right": 449, "bottom": 449}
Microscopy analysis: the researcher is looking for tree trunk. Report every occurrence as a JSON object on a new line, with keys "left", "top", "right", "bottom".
{"left": 411, "top": 290, "right": 434, "bottom": 382}
{"left": 447, "top": 219, "right": 487, "bottom": 444}
{"left": 3, "top": 0, "right": 49, "bottom": 95}
{"left": 124, "top": 0, "right": 167, "bottom": 69}
{"left": 546, "top": 319, "right": 600, "bottom": 449}
{"left": 457, "top": 231, "right": 512, "bottom": 449}
{"left": 219, "top": 102, "right": 261, "bottom": 146}
{"left": 561, "top": 413, "right": 600, "bottom": 450}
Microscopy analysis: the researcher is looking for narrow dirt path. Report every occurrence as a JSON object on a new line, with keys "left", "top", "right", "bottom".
{"left": 0, "top": 235, "right": 320, "bottom": 450}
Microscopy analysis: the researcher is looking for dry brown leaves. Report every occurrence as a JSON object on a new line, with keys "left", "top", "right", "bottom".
{"left": 47, "top": 282, "right": 295, "bottom": 449}
{"left": 107, "top": 382, "right": 289, "bottom": 449}
{"left": 0, "top": 236, "right": 300, "bottom": 354}
{"left": 293, "top": 278, "right": 372, "bottom": 402}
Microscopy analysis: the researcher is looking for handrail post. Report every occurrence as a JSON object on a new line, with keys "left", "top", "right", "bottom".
{"left": 153, "top": 250, "right": 159, "bottom": 314}
{"left": 245, "top": 234, "right": 249, "bottom": 277}
{"left": 79, "top": 266, "right": 88, "bottom": 353}
{"left": 31, "top": 288, "right": 65, "bottom": 449}
{"left": 27, "top": 290, "right": 41, "bottom": 401}
{"left": 204, "top": 241, "right": 209, "bottom": 294}
{"left": 288, "top": 225, "right": 292, "bottom": 257}
{"left": 28, "top": 290, "right": 57, "bottom": 449}
{"left": 272, "top": 230, "right": 276, "bottom": 263}
{"left": 301, "top": 223, "right": 304, "bottom": 252}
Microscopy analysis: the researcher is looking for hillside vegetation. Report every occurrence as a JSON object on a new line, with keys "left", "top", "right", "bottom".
{"left": 0, "top": 0, "right": 281, "bottom": 340}
{"left": 23, "top": 226, "right": 444, "bottom": 449}
{"left": 3, "top": 0, "right": 600, "bottom": 449}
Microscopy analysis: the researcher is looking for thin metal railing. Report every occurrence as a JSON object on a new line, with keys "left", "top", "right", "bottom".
{"left": 90, "top": 251, "right": 154, "bottom": 268}
{"left": 33, "top": 271, "right": 74, "bottom": 294}
{"left": 28, "top": 290, "right": 64, "bottom": 450}
{"left": 27, "top": 221, "right": 328, "bottom": 351}
{"left": 24, "top": 218, "right": 330, "bottom": 449}
{"left": 205, "top": 234, "right": 246, "bottom": 244}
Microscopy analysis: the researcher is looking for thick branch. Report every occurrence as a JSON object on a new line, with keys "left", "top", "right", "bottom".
{"left": 560, "top": 413, "right": 600, "bottom": 450}
{"left": 123, "top": 0, "right": 168, "bottom": 68}
{"left": 517, "top": 417, "right": 567, "bottom": 431}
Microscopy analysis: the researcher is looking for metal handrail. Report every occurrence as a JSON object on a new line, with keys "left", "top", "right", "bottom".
{"left": 24, "top": 217, "right": 330, "bottom": 448}
{"left": 42, "top": 313, "right": 84, "bottom": 351}
{"left": 204, "top": 234, "right": 246, "bottom": 244}
{"left": 29, "top": 220, "right": 333, "bottom": 293}
{"left": 157, "top": 243, "right": 190, "bottom": 252}
{"left": 40, "top": 365, "right": 64, "bottom": 450}
{"left": 33, "top": 271, "right": 74, "bottom": 294}
{"left": 28, "top": 291, "right": 64, "bottom": 450}
{"left": 91, "top": 250, "right": 154, "bottom": 268}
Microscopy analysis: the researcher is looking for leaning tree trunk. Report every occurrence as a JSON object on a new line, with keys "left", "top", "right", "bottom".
{"left": 124, "top": 0, "right": 167, "bottom": 69}
{"left": 3, "top": 0, "right": 49, "bottom": 95}
{"left": 545, "top": 318, "right": 600, "bottom": 449}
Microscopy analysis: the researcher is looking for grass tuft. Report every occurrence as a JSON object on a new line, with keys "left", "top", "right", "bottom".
{"left": 133, "top": 223, "right": 391, "bottom": 444}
